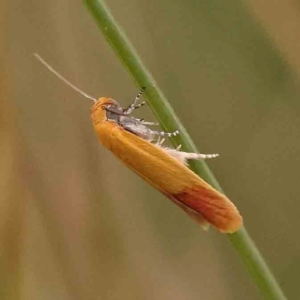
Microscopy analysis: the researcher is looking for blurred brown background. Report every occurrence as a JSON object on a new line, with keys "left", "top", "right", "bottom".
{"left": 2, "top": 0, "right": 300, "bottom": 299}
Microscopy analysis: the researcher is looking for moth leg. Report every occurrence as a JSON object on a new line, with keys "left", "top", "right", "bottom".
{"left": 176, "top": 144, "right": 182, "bottom": 150}
{"left": 141, "top": 121, "right": 159, "bottom": 126}
{"left": 156, "top": 137, "right": 165, "bottom": 146}
{"left": 123, "top": 87, "right": 146, "bottom": 114}
{"left": 133, "top": 118, "right": 159, "bottom": 126}
{"left": 196, "top": 153, "right": 219, "bottom": 159}
{"left": 151, "top": 129, "right": 180, "bottom": 138}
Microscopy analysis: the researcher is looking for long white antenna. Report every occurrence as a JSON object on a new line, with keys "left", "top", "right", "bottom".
{"left": 34, "top": 53, "right": 97, "bottom": 102}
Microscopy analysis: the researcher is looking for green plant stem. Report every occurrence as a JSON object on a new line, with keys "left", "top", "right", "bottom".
{"left": 84, "top": 1, "right": 287, "bottom": 299}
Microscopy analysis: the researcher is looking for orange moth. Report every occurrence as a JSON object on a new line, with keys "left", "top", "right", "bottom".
{"left": 34, "top": 54, "right": 243, "bottom": 233}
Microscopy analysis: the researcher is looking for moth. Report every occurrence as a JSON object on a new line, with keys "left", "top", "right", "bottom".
{"left": 35, "top": 54, "right": 243, "bottom": 233}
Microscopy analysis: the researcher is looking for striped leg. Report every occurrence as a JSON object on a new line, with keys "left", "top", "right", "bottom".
{"left": 152, "top": 129, "right": 180, "bottom": 138}
{"left": 123, "top": 87, "right": 146, "bottom": 114}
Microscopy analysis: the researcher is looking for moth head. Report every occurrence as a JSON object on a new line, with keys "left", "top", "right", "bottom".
{"left": 99, "top": 98, "right": 123, "bottom": 111}
{"left": 92, "top": 98, "right": 123, "bottom": 125}
{"left": 98, "top": 97, "right": 116, "bottom": 107}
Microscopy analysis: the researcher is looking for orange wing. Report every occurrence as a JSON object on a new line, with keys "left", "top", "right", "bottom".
{"left": 92, "top": 102, "right": 242, "bottom": 233}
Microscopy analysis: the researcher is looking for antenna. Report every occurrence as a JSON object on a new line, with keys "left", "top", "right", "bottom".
{"left": 33, "top": 53, "right": 97, "bottom": 102}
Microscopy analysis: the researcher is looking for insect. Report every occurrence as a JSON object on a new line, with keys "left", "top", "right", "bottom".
{"left": 34, "top": 54, "right": 243, "bottom": 233}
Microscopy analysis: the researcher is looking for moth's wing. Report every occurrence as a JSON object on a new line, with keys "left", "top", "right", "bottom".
{"left": 107, "top": 125, "right": 199, "bottom": 193}
{"left": 98, "top": 123, "right": 242, "bottom": 233}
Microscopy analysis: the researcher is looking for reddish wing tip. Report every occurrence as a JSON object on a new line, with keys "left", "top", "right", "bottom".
{"left": 175, "top": 187, "right": 243, "bottom": 233}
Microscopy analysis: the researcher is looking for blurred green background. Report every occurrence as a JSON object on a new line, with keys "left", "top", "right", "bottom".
{"left": 2, "top": 0, "right": 300, "bottom": 299}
